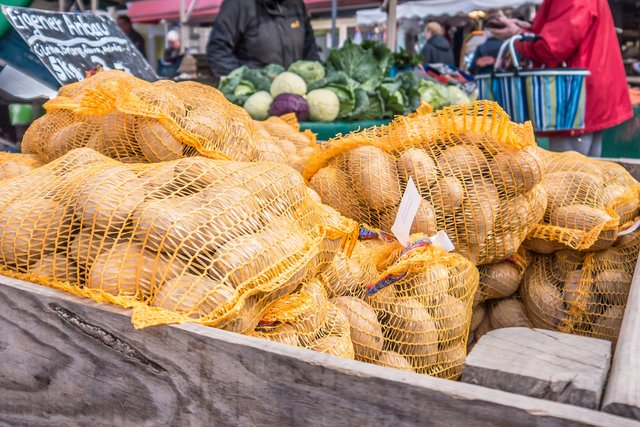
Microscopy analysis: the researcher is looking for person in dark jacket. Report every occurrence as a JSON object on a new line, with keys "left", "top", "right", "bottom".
{"left": 420, "top": 21, "right": 454, "bottom": 65}
{"left": 117, "top": 15, "right": 147, "bottom": 59}
{"left": 468, "top": 35, "right": 503, "bottom": 74}
{"left": 206, "top": 0, "right": 319, "bottom": 78}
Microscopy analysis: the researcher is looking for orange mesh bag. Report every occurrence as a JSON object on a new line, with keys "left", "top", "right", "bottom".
{"left": 253, "top": 113, "right": 317, "bottom": 174}
{"left": 304, "top": 101, "right": 547, "bottom": 265}
{"left": 23, "top": 70, "right": 269, "bottom": 164}
{"left": 524, "top": 150, "right": 640, "bottom": 253}
{"left": 0, "top": 152, "right": 43, "bottom": 181}
{"left": 306, "top": 227, "right": 478, "bottom": 379}
{"left": 520, "top": 231, "right": 640, "bottom": 342}
{"left": 0, "top": 148, "right": 357, "bottom": 335}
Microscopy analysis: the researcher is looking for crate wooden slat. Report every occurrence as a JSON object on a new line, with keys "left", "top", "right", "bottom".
{"left": 0, "top": 276, "right": 638, "bottom": 426}
{"left": 602, "top": 255, "right": 640, "bottom": 419}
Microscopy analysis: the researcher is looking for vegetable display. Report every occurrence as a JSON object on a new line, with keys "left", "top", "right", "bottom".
{"left": 220, "top": 40, "right": 471, "bottom": 122}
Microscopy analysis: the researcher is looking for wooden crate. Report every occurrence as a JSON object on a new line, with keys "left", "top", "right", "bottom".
{"left": 1, "top": 274, "right": 638, "bottom": 426}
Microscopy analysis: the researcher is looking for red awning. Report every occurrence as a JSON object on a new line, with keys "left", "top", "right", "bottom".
{"left": 128, "top": 0, "right": 381, "bottom": 24}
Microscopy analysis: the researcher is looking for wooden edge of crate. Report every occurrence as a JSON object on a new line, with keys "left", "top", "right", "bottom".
{"left": 602, "top": 253, "right": 640, "bottom": 419}
{"left": 1, "top": 276, "right": 638, "bottom": 426}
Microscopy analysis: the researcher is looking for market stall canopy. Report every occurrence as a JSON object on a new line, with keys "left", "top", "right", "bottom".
{"left": 127, "top": 0, "right": 380, "bottom": 24}
{"left": 357, "top": 0, "right": 542, "bottom": 25}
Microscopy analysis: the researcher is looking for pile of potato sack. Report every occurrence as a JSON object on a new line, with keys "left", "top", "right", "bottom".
{"left": 0, "top": 71, "right": 637, "bottom": 382}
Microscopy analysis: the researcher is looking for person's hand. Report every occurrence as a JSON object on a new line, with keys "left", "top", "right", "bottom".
{"left": 488, "top": 17, "right": 525, "bottom": 40}
{"left": 475, "top": 56, "right": 496, "bottom": 67}
{"left": 513, "top": 19, "right": 532, "bottom": 30}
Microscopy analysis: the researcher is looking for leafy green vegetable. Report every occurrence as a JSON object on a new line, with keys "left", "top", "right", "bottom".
{"left": 326, "top": 84, "right": 356, "bottom": 119}
{"left": 263, "top": 64, "right": 285, "bottom": 79}
{"left": 326, "top": 39, "right": 392, "bottom": 85}
{"left": 288, "top": 60, "right": 326, "bottom": 84}
{"left": 233, "top": 80, "right": 256, "bottom": 97}
{"left": 379, "top": 79, "right": 405, "bottom": 116}
{"left": 418, "top": 80, "right": 451, "bottom": 110}
{"left": 345, "top": 89, "right": 385, "bottom": 121}
{"left": 393, "top": 48, "right": 424, "bottom": 70}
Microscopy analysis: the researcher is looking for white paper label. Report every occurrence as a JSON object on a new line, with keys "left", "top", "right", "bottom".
{"left": 618, "top": 219, "right": 640, "bottom": 236}
{"left": 429, "top": 230, "right": 455, "bottom": 253}
{"left": 391, "top": 176, "right": 421, "bottom": 246}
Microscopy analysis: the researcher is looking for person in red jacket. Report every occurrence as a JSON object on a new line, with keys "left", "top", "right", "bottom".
{"left": 490, "top": 0, "right": 632, "bottom": 157}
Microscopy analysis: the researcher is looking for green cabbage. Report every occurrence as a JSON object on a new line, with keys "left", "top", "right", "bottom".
{"left": 307, "top": 89, "right": 340, "bottom": 122}
{"left": 288, "top": 60, "right": 326, "bottom": 84}
{"left": 270, "top": 72, "right": 307, "bottom": 97}
{"left": 243, "top": 91, "right": 273, "bottom": 120}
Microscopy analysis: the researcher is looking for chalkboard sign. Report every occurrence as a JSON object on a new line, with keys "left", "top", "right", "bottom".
{"left": 1, "top": 6, "right": 157, "bottom": 84}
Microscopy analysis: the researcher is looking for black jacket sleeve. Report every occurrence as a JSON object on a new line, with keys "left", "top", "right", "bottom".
{"left": 301, "top": 4, "right": 319, "bottom": 61}
{"left": 206, "top": 0, "right": 245, "bottom": 77}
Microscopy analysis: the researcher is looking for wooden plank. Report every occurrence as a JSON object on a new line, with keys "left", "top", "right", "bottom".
{"left": 461, "top": 328, "right": 611, "bottom": 409}
{"left": 0, "top": 276, "right": 638, "bottom": 427}
{"left": 602, "top": 255, "right": 640, "bottom": 419}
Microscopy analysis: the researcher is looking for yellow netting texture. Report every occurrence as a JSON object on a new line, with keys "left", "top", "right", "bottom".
{"left": 474, "top": 248, "right": 528, "bottom": 304}
{"left": 22, "top": 70, "right": 314, "bottom": 172}
{"left": 274, "top": 229, "right": 479, "bottom": 379}
{"left": 0, "top": 148, "right": 360, "bottom": 334}
{"left": 252, "top": 114, "right": 316, "bottom": 174}
{"left": 520, "top": 230, "right": 640, "bottom": 342}
{"left": 304, "top": 101, "right": 546, "bottom": 266}
{"left": 0, "top": 152, "right": 43, "bottom": 181}
{"left": 525, "top": 150, "right": 640, "bottom": 253}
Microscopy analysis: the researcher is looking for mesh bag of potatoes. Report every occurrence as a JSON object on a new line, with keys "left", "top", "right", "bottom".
{"left": 524, "top": 150, "right": 640, "bottom": 253}
{"left": 304, "top": 101, "right": 547, "bottom": 266}
{"left": 253, "top": 113, "right": 317, "bottom": 174}
{"left": 0, "top": 147, "right": 357, "bottom": 334}
{"left": 474, "top": 248, "right": 528, "bottom": 305}
{"left": 22, "top": 70, "right": 313, "bottom": 169}
{"left": 520, "top": 230, "right": 640, "bottom": 342}
{"left": 0, "top": 152, "right": 43, "bottom": 181}
{"left": 306, "top": 227, "right": 479, "bottom": 379}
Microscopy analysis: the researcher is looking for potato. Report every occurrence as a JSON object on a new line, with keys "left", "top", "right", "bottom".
{"left": 312, "top": 301, "right": 351, "bottom": 341}
{"left": 489, "top": 298, "right": 532, "bottom": 329}
{"left": 474, "top": 314, "right": 493, "bottom": 340}
{"left": 375, "top": 350, "right": 414, "bottom": 372}
{"left": 210, "top": 222, "right": 306, "bottom": 289}
{"left": 46, "top": 122, "right": 95, "bottom": 162}
{"left": 100, "top": 111, "right": 139, "bottom": 159}
{"left": 428, "top": 176, "right": 464, "bottom": 213}
{"left": 434, "top": 342, "right": 466, "bottom": 379}
{"left": 436, "top": 145, "right": 489, "bottom": 177}
{"left": 588, "top": 229, "right": 618, "bottom": 252}
{"left": 0, "top": 160, "right": 36, "bottom": 181}
{"left": 306, "top": 187, "right": 322, "bottom": 204}
{"left": 555, "top": 250, "right": 584, "bottom": 274}
{"left": 151, "top": 273, "right": 237, "bottom": 318}
{"left": 523, "top": 237, "right": 565, "bottom": 254}
{"left": 347, "top": 146, "right": 402, "bottom": 211}
{"left": 462, "top": 182, "right": 499, "bottom": 244}
{"left": 29, "top": 252, "right": 79, "bottom": 284}
{"left": 184, "top": 109, "right": 256, "bottom": 162}
{"left": 544, "top": 171, "right": 605, "bottom": 211}
{"left": 470, "top": 304, "right": 486, "bottom": 331}
{"left": 289, "top": 280, "right": 329, "bottom": 335}
{"left": 520, "top": 260, "right": 566, "bottom": 330}
{"left": 591, "top": 305, "right": 625, "bottom": 340}
{"left": 550, "top": 204, "right": 614, "bottom": 232}
{"left": 380, "top": 297, "right": 438, "bottom": 369}
{"left": 307, "top": 334, "right": 355, "bottom": 359}
{"left": 75, "top": 166, "right": 146, "bottom": 231}
{"left": 0, "top": 197, "right": 73, "bottom": 267}
{"left": 255, "top": 142, "right": 287, "bottom": 163}
{"left": 87, "top": 243, "right": 183, "bottom": 299}
{"left": 220, "top": 296, "right": 265, "bottom": 334}
{"left": 320, "top": 252, "right": 365, "bottom": 298}
{"left": 309, "top": 167, "right": 361, "bottom": 220}
{"left": 431, "top": 294, "right": 468, "bottom": 342}
{"left": 250, "top": 323, "right": 299, "bottom": 347}
{"left": 134, "top": 119, "right": 183, "bottom": 162}
{"left": 478, "top": 261, "right": 521, "bottom": 300}
{"left": 332, "top": 296, "right": 384, "bottom": 362}
{"left": 594, "top": 270, "right": 632, "bottom": 305}
{"left": 488, "top": 145, "right": 543, "bottom": 194}
{"left": 396, "top": 265, "right": 449, "bottom": 307}
{"left": 135, "top": 90, "right": 186, "bottom": 120}
{"left": 396, "top": 148, "right": 438, "bottom": 191}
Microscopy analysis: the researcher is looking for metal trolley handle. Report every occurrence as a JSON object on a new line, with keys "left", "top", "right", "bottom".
{"left": 493, "top": 33, "right": 541, "bottom": 73}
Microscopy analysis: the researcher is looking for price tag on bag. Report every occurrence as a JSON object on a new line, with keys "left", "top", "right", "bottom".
{"left": 391, "top": 176, "right": 421, "bottom": 246}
